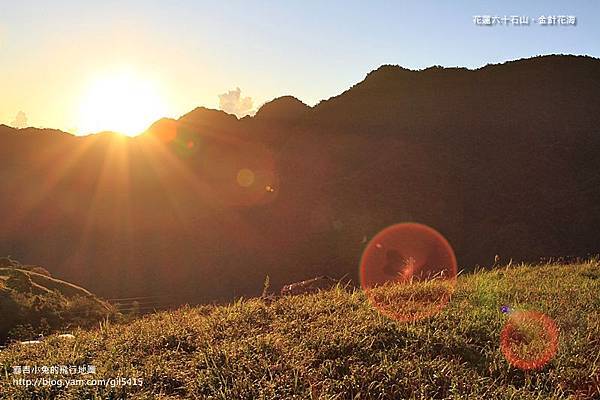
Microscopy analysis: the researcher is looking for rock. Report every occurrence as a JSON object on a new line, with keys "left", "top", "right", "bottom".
{"left": 280, "top": 276, "right": 338, "bottom": 296}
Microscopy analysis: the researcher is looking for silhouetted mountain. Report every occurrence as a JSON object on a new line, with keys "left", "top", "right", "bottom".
{"left": 254, "top": 96, "right": 310, "bottom": 122}
{"left": 179, "top": 107, "right": 239, "bottom": 130}
{"left": 1, "top": 54, "right": 599, "bottom": 305}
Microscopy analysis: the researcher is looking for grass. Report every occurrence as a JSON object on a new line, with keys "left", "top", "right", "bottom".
{"left": 0, "top": 267, "right": 112, "bottom": 343}
{"left": 0, "top": 261, "right": 599, "bottom": 399}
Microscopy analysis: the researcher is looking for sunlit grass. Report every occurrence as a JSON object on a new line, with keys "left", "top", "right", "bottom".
{"left": 366, "top": 278, "right": 455, "bottom": 323}
{"left": 0, "top": 261, "right": 599, "bottom": 399}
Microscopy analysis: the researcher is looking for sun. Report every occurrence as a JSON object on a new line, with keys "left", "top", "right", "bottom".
{"left": 78, "top": 68, "right": 168, "bottom": 137}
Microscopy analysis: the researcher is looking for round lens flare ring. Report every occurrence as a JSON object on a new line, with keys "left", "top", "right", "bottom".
{"left": 360, "top": 223, "right": 458, "bottom": 323}
{"left": 236, "top": 168, "right": 256, "bottom": 187}
{"left": 500, "top": 310, "right": 559, "bottom": 370}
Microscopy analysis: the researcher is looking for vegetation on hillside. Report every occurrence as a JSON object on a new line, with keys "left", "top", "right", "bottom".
{"left": 0, "top": 257, "right": 113, "bottom": 343}
{"left": 2, "top": 55, "right": 600, "bottom": 305}
{"left": 0, "top": 261, "right": 598, "bottom": 399}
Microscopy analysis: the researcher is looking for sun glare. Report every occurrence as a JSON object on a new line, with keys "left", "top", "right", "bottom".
{"left": 78, "top": 69, "right": 167, "bottom": 137}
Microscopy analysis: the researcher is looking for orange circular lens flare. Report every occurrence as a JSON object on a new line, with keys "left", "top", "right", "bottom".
{"left": 210, "top": 142, "right": 280, "bottom": 207}
{"left": 360, "top": 223, "right": 457, "bottom": 322}
{"left": 236, "top": 168, "right": 255, "bottom": 187}
{"left": 153, "top": 119, "right": 178, "bottom": 144}
{"left": 500, "top": 310, "right": 559, "bottom": 370}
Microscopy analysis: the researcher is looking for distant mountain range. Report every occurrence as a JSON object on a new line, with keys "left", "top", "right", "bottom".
{"left": 1, "top": 54, "right": 599, "bottom": 304}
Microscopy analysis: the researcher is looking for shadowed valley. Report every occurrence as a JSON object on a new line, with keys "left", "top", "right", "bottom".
{"left": 1, "top": 55, "right": 599, "bottom": 306}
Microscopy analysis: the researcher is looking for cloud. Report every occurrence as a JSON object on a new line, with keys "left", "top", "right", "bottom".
{"left": 11, "top": 111, "right": 28, "bottom": 129}
{"left": 218, "top": 87, "right": 253, "bottom": 118}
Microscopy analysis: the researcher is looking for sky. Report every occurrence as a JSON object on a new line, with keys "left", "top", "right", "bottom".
{"left": 1, "top": 0, "right": 598, "bottom": 135}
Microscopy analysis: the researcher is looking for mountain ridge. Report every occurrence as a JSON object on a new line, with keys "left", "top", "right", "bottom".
{"left": 3, "top": 53, "right": 598, "bottom": 139}
{"left": 1, "top": 54, "right": 599, "bottom": 305}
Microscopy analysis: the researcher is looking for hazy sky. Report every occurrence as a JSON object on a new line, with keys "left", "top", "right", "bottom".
{"left": 1, "top": 0, "right": 598, "bottom": 134}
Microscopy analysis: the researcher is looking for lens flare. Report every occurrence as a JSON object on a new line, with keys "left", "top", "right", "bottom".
{"left": 209, "top": 142, "right": 279, "bottom": 207}
{"left": 152, "top": 119, "right": 178, "bottom": 144}
{"left": 360, "top": 223, "right": 457, "bottom": 322}
{"left": 237, "top": 168, "right": 255, "bottom": 187}
{"left": 500, "top": 310, "right": 559, "bottom": 370}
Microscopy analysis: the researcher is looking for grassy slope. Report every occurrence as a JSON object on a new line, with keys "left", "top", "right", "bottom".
{"left": 0, "top": 262, "right": 599, "bottom": 399}
{"left": 0, "top": 268, "right": 112, "bottom": 342}
{"left": 0, "top": 268, "right": 104, "bottom": 300}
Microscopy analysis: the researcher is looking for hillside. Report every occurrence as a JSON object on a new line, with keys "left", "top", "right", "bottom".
{"left": 1, "top": 55, "right": 600, "bottom": 305}
{"left": 0, "top": 258, "right": 112, "bottom": 343}
{"left": 0, "top": 261, "right": 598, "bottom": 399}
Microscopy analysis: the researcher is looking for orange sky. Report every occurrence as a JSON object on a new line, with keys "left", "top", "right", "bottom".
{"left": 1, "top": 1, "right": 597, "bottom": 136}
